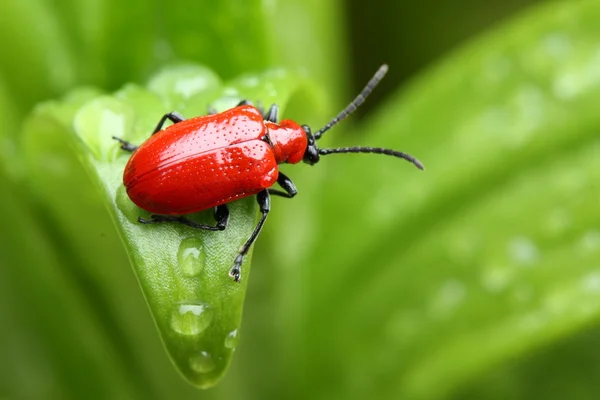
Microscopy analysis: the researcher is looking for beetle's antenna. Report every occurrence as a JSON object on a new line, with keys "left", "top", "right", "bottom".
{"left": 319, "top": 146, "right": 424, "bottom": 170}
{"left": 314, "top": 64, "right": 388, "bottom": 140}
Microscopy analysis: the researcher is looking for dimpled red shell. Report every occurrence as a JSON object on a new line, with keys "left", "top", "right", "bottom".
{"left": 123, "top": 106, "right": 279, "bottom": 215}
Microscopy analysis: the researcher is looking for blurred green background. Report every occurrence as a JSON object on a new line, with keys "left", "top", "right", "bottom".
{"left": 5, "top": 0, "right": 600, "bottom": 399}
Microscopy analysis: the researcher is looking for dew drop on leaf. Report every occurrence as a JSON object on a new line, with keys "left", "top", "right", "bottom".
{"left": 178, "top": 238, "right": 206, "bottom": 277}
{"left": 170, "top": 302, "right": 213, "bottom": 336}
{"left": 224, "top": 329, "right": 239, "bottom": 350}
{"left": 189, "top": 351, "right": 216, "bottom": 373}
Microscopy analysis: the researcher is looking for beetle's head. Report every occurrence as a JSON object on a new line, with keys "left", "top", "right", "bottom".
{"left": 302, "top": 125, "right": 320, "bottom": 165}
{"left": 300, "top": 64, "right": 424, "bottom": 171}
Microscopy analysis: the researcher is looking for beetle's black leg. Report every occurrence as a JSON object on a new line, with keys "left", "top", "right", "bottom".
{"left": 263, "top": 104, "right": 279, "bottom": 123}
{"left": 268, "top": 172, "right": 297, "bottom": 198}
{"left": 230, "top": 190, "right": 270, "bottom": 282}
{"left": 152, "top": 111, "right": 186, "bottom": 135}
{"left": 112, "top": 137, "right": 138, "bottom": 152}
{"left": 113, "top": 112, "right": 185, "bottom": 150}
{"left": 236, "top": 100, "right": 252, "bottom": 107}
{"left": 213, "top": 204, "right": 230, "bottom": 230}
{"left": 139, "top": 204, "right": 229, "bottom": 231}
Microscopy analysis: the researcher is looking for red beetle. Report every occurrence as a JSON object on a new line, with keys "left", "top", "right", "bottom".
{"left": 114, "top": 65, "right": 423, "bottom": 282}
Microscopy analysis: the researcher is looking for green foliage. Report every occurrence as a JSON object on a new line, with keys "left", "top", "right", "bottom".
{"left": 2, "top": 0, "right": 600, "bottom": 399}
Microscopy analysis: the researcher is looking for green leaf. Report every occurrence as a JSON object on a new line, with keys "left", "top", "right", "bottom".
{"left": 280, "top": 0, "right": 600, "bottom": 398}
{"left": 0, "top": 171, "right": 149, "bottom": 399}
{"left": 0, "top": 1, "right": 78, "bottom": 111}
{"left": 456, "top": 323, "right": 600, "bottom": 399}
{"left": 159, "top": 1, "right": 270, "bottom": 80}
{"left": 21, "top": 64, "right": 313, "bottom": 388}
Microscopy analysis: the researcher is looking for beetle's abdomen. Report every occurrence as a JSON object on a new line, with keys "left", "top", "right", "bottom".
{"left": 125, "top": 140, "right": 278, "bottom": 215}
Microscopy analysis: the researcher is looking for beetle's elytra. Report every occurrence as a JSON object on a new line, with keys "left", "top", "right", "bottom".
{"left": 114, "top": 65, "right": 423, "bottom": 282}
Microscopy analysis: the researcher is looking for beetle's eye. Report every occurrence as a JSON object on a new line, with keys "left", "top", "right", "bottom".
{"left": 303, "top": 144, "right": 320, "bottom": 165}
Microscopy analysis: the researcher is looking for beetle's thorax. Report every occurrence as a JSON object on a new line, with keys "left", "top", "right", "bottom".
{"left": 265, "top": 120, "right": 307, "bottom": 164}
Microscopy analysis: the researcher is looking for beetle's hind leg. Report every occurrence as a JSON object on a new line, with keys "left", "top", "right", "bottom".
{"left": 138, "top": 204, "right": 230, "bottom": 231}
{"left": 112, "top": 137, "right": 138, "bottom": 152}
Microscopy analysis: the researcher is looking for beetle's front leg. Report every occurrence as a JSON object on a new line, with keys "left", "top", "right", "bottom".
{"left": 112, "top": 137, "right": 138, "bottom": 152}
{"left": 230, "top": 190, "right": 270, "bottom": 282}
{"left": 152, "top": 112, "right": 186, "bottom": 135}
{"left": 113, "top": 111, "right": 187, "bottom": 151}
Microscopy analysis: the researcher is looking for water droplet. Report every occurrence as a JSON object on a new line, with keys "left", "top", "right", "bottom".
{"left": 507, "top": 236, "right": 539, "bottom": 266}
{"left": 224, "top": 329, "right": 239, "bottom": 349}
{"left": 189, "top": 351, "right": 216, "bottom": 373}
{"left": 178, "top": 238, "right": 206, "bottom": 277}
{"left": 170, "top": 302, "right": 212, "bottom": 336}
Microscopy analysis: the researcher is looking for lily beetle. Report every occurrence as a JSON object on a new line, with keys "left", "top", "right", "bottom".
{"left": 114, "top": 64, "right": 423, "bottom": 282}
